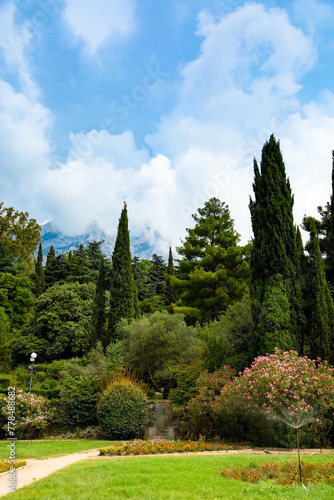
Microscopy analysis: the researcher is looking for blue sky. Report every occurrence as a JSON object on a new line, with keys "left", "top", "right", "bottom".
{"left": 1, "top": 0, "right": 334, "bottom": 252}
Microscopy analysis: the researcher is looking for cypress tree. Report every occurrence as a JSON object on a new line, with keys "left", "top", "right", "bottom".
{"left": 296, "top": 226, "right": 304, "bottom": 254}
{"left": 303, "top": 217, "right": 334, "bottom": 362}
{"left": 107, "top": 203, "right": 138, "bottom": 342}
{"left": 165, "top": 247, "right": 178, "bottom": 305}
{"left": 318, "top": 151, "right": 334, "bottom": 288}
{"left": 249, "top": 135, "right": 300, "bottom": 358}
{"left": 34, "top": 243, "right": 45, "bottom": 297}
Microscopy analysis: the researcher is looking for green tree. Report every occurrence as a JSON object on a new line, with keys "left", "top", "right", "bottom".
{"left": 45, "top": 245, "right": 56, "bottom": 269}
{"left": 171, "top": 198, "right": 250, "bottom": 324}
{"left": 132, "top": 256, "right": 152, "bottom": 301}
{"left": 165, "top": 247, "right": 178, "bottom": 305}
{"left": 0, "top": 307, "right": 11, "bottom": 364}
{"left": 15, "top": 282, "right": 95, "bottom": 359}
{"left": 34, "top": 243, "right": 45, "bottom": 297}
{"left": 317, "top": 151, "right": 334, "bottom": 289}
{"left": 67, "top": 244, "right": 93, "bottom": 284}
{"left": 249, "top": 274, "right": 296, "bottom": 356}
{"left": 249, "top": 135, "right": 302, "bottom": 359}
{"left": 146, "top": 254, "right": 166, "bottom": 298}
{"left": 0, "top": 202, "right": 40, "bottom": 271}
{"left": 303, "top": 217, "right": 334, "bottom": 362}
{"left": 108, "top": 203, "right": 138, "bottom": 342}
{"left": 44, "top": 254, "right": 71, "bottom": 288}
{"left": 119, "top": 311, "right": 202, "bottom": 397}
{"left": 91, "top": 259, "right": 108, "bottom": 348}
{"left": 202, "top": 294, "right": 252, "bottom": 374}
{"left": 0, "top": 272, "right": 34, "bottom": 328}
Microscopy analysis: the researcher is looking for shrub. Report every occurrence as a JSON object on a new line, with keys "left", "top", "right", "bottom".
{"left": 1, "top": 390, "right": 49, "bottom": 439}
{"left": 169, "top": 363, "right": 202, "bottom": 407}
{"left": 55, "top": 374, "right": 99, "bottom": 430}
{"left": 186, "top": 367, "right": 234, "bottom": 439}
{"left": 214, "top": 349, "right": 334, "bottom": 447}
{"left": 97, "top": 379, "right": 148, "bottom": 439}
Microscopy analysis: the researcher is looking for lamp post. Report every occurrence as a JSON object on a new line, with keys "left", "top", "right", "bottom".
{"left": 29, "top": 353, "right": 37, "bottom": 394}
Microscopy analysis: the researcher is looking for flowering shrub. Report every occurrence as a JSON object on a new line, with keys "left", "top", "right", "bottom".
{"left": 1, "top": 390, "right": 49, "bottom": 439}
{"left": 99, "top": 437, "right": 241, "bottom": 456}
{"left": 214, "top": 349, "right": 334, "bottom": 447}
{"left": 0, "top": 460, "right": 27, "bottom": 473}
{"left": 221, "top": 460, "right": 334, "bottom": 485}
{"left": 186, "top": 367, "right": 234, "bottom": 439}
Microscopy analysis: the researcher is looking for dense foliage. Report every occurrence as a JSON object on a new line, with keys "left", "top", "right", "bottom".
{"left": 97, "top": 379, "right": 148, "bottom": 439}
{"left": 171, "top": 197, "right": 250, "bottom": 324}
{"left": 118, "top": 311, "right": 202, "bottom": 396}
{"left": 1, "top": 136, "right": 334, "bottom": 444}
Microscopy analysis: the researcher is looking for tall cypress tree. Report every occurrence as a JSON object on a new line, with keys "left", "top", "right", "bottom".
{"left": 318, "top": 151, "right": 334, "bottom": 289}
{"left": 107, "top": 203, "right": 138, "bottom": 342}
{"left": 249, "top": 135, "right": 300, "bottom": 358}
{"left": 303, "top": 217, "right": 334, "bottom": 362}
{"left": 165, "top": 247, "right": 178, "bottom": 305}
{"left": 34, "top": 243, "right": 45, "bottom": 297}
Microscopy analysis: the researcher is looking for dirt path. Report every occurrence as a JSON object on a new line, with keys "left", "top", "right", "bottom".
{"left": 0, "top": 449, "right": 101, "bottom": 497}
{"left": 0, "top": 448, "right": 333, "bottom": 497}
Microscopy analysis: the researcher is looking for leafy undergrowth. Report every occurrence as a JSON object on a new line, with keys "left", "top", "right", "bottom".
{"left": 221, "top": 460, "right": 334, "bottom": 485}
{"left": 0, "top": 460, "right": 27, "bottom": 474}
{"left": 99, "top": 437, "right": 241, "bottom": 456}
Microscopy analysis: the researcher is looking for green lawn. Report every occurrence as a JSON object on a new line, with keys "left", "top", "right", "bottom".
{"left": 5, "top": 453, "right": 334, "bottom": 499}
{"left": 0, "top": 440, "right": 120, "bottom": 459}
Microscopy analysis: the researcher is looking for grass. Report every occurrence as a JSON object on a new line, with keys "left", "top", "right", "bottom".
{"left": 4, "top": 453, "right": 334, "bottom": 499}
{"left": 0, "top": 440, "right": 120, "bottom": 460}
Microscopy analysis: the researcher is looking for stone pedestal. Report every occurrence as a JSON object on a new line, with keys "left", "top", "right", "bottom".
{"left": 143, "top": 401, "right": 180, "bottom": 440}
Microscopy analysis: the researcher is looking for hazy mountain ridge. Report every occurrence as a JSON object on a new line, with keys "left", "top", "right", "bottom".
{"left": 40, "top": 221, "right": 157, "bottom": 261}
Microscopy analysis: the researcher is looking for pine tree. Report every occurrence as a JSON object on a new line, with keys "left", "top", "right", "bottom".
{"left": 171, "top": 198, "right": 250, "bottom": 324}
{"left": 107, "top": 203, "right": 138, "bottom": 342}
{"left": 303, "top": 217, "right": 334, "bottom": 362}
{"left": 249, "top": 135, "right": 301, "bottom": 358}
{"left": 91, "top": 259, "right": 108, "bottom": 348}
{"left": 165, "top": 247, "right": 178, "bottom": 305}
{"left": 34, "top": 243, "right": 45, "bottom": 297}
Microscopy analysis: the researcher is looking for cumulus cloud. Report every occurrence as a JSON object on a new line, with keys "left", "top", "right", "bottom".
{"left": 64, "top": 0, "right": 136, "bottom": 53}
{"left": 37, "top": 130, "right": 179, "bottom": 250}
{"left": 1, "top": 2, "right": 334, "bottom": 254}
{"left": 0, "top": 80, "right": 52, "bottom": 210}
{"left": 145, "top": 3, "right": 333, "bottom": 244}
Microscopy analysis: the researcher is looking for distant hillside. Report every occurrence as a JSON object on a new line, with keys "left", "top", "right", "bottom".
{"left": 40, "top": 221, "right": 157, "bottom": 261}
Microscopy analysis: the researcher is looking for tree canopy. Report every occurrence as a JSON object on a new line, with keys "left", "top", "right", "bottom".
{"left": 171, "top": 197, "right": 250, "bottom": 324}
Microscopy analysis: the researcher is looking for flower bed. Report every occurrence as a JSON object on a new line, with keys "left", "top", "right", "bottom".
{"left": 99, "top": 437, "right": 241, "bottom": 456}
{"left": 221, "top": 460, "right": 334, "bottom": 485}
{"left": 0, "top": 460, "right": 27, "bottom": 474}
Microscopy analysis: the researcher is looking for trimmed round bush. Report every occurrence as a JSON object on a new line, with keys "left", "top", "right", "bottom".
{"left": 97, "top": 380, "right": 148, "bottom": 439}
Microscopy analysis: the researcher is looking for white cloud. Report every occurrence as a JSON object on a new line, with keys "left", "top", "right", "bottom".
{"left": 0, "top": 1, "right": 39, "bottom": 99}
{"left": 0, "top": 80, "right": 52, "bottom": 210}
{"left": 145, "top": 3, "right": 334, "bottom": 245}
{"left": 1, "top": 1, "right": 334, "bottom": 255}
{"left": 64, "top": 0, "right": 136, "bottom": 53}
{"left": 37, "top": 131, "right": 179, "bottom": 251}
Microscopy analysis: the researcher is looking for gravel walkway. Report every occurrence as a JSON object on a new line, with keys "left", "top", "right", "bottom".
{"left": 0, "top": 447, "right": 333, "bottom": 497}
